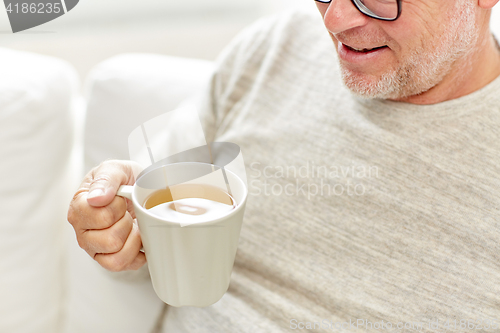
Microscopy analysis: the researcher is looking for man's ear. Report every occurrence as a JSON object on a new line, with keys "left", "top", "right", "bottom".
{"left": 478, "top": 0, "right": 499, "bottom": 9}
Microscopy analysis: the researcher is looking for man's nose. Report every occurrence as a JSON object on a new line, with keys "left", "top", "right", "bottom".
{"left": 323, "top": 0, "right": 369, "bottom": 34}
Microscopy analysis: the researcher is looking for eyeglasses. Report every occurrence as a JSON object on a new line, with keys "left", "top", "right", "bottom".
{"left": 315, "top": 0, "right": 402, "bottom": 21}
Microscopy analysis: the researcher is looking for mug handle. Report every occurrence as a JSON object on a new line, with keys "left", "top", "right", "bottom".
{"left": 117, "top": 185, "right": 134, "bottom": 200}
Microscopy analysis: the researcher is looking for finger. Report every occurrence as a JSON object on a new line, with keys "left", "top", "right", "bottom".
{"left": 72, "top": 194, "right": 128, "bottom": 231}
{"left": 94, "top": 221, "right": 144, "bottom": 272}
{"left": 86, "top": 161, "right": 138, "bottom": 208}
{"left": 79, "top": 211, "right": 134, "bottom": 256}
{"left": 125, "top": 251, "right": 147, "bottom": 271}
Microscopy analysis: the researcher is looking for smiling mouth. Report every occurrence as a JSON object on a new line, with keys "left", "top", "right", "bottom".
{"left": 344, "top": 43, "right": 388, "bottom": 53}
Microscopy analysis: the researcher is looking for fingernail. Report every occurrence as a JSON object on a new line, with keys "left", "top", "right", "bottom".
{"left": 88, "top": 189, "right": 105, "bottom": 199}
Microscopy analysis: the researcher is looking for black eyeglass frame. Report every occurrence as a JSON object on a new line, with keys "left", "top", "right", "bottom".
{"left": 315, "top": 0, "right": 403, "bottom": 22}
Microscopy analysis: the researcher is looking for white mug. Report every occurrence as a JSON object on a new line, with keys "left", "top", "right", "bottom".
{"left": 117, "top": 162, "right": 248, "bottom": 307}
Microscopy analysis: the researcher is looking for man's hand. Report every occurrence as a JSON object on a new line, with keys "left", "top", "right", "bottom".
{"left": 67, "top": 160, "right": 146, "bottom": 272}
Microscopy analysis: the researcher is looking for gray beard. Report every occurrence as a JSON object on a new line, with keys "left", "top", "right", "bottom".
{"left": 340, "top": 1, "right": 477, "bottom": 100}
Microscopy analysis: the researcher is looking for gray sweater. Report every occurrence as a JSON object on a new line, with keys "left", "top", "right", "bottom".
{"left": 161, "top": 10, "right": 500, "bottom": 332}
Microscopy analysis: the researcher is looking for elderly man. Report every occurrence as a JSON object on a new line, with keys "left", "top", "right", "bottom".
{"left": 68, "top": 0, "right": 500, "bottom": 331}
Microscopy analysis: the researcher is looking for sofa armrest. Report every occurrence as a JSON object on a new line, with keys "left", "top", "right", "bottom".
{"left": 0, "top": 48, "right": 78, "bottom": 333}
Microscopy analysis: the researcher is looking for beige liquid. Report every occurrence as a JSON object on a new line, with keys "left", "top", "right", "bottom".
{"left": 143, "top": 184, "right": 235, "bottom": 223}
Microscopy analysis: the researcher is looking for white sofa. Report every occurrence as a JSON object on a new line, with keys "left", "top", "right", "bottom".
{"left": 1, "top": 13, "right": 500, "bottom": 333}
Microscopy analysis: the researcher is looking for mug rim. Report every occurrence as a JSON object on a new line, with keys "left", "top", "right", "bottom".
{"left": 132, "top": 162, "right": 248, "bottom": 226}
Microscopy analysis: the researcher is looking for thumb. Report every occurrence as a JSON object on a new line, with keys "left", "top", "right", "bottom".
{"left": 85, "top": 160, "right": 140, "bottom": 207}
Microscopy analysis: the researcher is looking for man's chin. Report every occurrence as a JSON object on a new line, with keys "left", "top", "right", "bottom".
{"left": 340, "top": 67, "right": 401, "bottom": 100}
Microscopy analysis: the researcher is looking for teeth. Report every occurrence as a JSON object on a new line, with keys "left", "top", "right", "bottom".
{"left": 351, "top": 46, "right": 373, "bottom": 52}
{"left": 346, "top": 44, "right": 384, "bottom": 52}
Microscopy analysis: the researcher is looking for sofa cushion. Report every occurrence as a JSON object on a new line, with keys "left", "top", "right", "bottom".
{"left": 84, "top": 53, "right": 215, "bottom": 171}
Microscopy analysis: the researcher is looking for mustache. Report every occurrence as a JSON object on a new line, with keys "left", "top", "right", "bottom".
{"left": 332, "top": 31, "right": 391, "bottom": 46}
